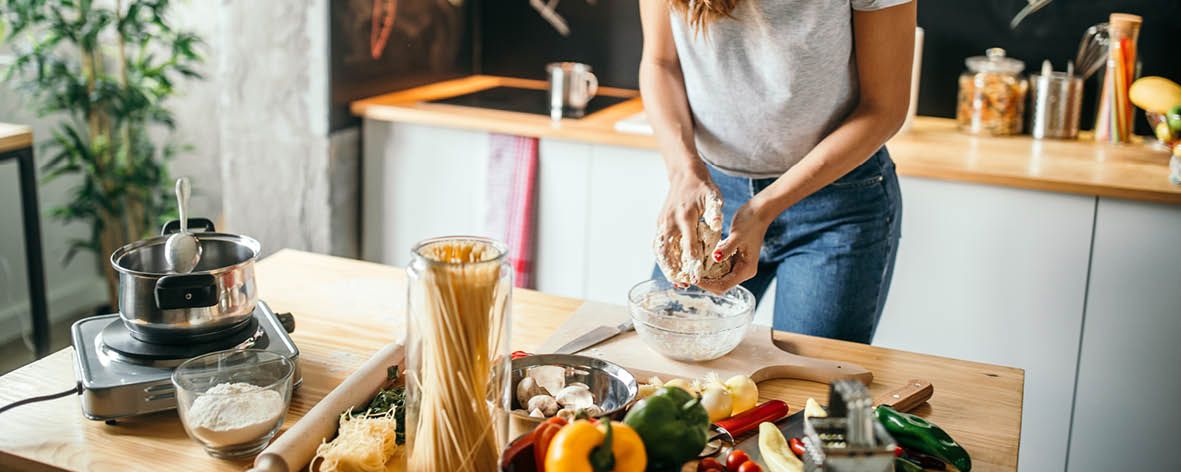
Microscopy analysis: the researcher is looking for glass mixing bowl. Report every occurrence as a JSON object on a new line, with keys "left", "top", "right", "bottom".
{"left": 627, "top": 279, "right": 755, "bottom": 362}
{"left": 172, "top": 349, "right": 294, "bottom": 458}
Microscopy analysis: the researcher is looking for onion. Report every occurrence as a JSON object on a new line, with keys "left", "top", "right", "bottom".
{"left": 699, "top": 374, "right": 732, "bottom": 422}
{"left": 724, "top": 375, "right": 758, "bottom": 414}
{"left": 664, "top": 378, "right": 699, "bottom": 397}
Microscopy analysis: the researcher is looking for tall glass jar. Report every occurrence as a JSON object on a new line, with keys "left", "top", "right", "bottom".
{"left": 957, "top": 48, "right": 1029, "bottom": 136}
{"left": 1094, "top": 13, "right": 1142, "bottom": 143}
{"left": 403, "top": 236, "right": 512, "bottom": 472}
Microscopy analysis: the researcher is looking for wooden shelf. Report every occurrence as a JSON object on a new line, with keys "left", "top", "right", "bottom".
{"left": 353, "top": 75, "right": 1181, "bottom": 205}
{"left": 0, "top": 123, "right": 32, "bottom": 154}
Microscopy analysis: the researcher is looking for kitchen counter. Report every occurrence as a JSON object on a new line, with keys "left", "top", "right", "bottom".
{"left": 353, "top": 75, "right": 1181, "bottom": 205}
{"left": 0, "top": 123, "right": 33, "bottom": 154}
{"left": 0, "top": 250, "right": 1024, "bottom": 471}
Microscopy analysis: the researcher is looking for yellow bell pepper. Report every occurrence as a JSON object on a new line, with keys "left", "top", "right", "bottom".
{"left": 544, "top": 420, "right": 647, "bottom": 472}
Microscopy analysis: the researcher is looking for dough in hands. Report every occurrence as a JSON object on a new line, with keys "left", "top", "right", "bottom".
{"left": 654, "top": 192, "right": 731, "bottom": 285}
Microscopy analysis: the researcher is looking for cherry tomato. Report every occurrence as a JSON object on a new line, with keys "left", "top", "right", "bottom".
{"left": 698, "top": 458, "right": 724, "bottom": 472}
{"left": 788, "top": 437, "right": 806, "bottom": 457}
{"left": 737, "top": 461, "right": 762, "bottom": 472}
{"left": 726, "top": 450, "right": 750, "bottom": 470}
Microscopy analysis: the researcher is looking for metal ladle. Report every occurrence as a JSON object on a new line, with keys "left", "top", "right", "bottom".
{"left": 164, "top": 177, "right": 201, "bottom": 273}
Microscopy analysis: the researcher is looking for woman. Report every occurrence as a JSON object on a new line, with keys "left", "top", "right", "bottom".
{"left": 642, "top": 0, "right": 915, "bottom": 343}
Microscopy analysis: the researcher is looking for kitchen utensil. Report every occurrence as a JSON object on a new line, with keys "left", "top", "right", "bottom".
{"left": 699, "top": 400, "right": 790, "bottom": 457}
{"left": 1075, "top": 23, "right": 1110, "bottom": 82}
{"left": 111, "top": 218, "right": 260, "bottom": 341}
{"left": 957, "top": 48, "right": 1028, "bottom": 136}
{"left": 173, "top": 349, "right": 295, "bottom": 458}
{"left": 72, "top": 301, "right": 299, "bottom": 421}
{"left": 546, "top": 62, "right": 598, "bottom": 119}
{"left": 1095, "top": 13, "right": 1142, "bottom": 143}
{"left": 164, "top": 177, "right": 201, "bottom": 274}
{"left": 800, "top": 380, "right": 897, "bottom": 471}
{"left": 627, "top": 279, "right": 755, "bottom": 362}
{"left": 1031, "top": 61, "right": 1084, "bottom": 139}
{"left": 1009, "top": 0, "right": 1052, "bottom": 30}
{"left": 553, "top": 320, "right": 634, "bottom": 355}
{"left": 538, "top": 301, "right": 873, "bottom": 386}
{"left": 508, "top": 353, "right": 639, "bottom": 439}
{"left": 735, "top": 379, "right": 934, "bottom": 465}
{"left": 252, "top": 343, "right": 403, "bottom": 472}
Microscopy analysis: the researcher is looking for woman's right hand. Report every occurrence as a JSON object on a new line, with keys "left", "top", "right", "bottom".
{"left": 656, "top": 164, "right": 721, "bottom": 287}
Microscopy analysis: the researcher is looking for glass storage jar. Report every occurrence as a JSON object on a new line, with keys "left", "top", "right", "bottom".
{"left": 957, "top": 48, "right": 1029, "bottom": 136}
{"left": 403, "top": 236, "right": 512, "bottom": 472}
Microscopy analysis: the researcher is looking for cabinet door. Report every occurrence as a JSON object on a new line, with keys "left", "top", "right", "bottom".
{"left": 873, "top": 176, "right": 1094, "bottom": 472}
{"left": 535, "top": 139, "right": 593, "bottom": 299}
{"left": 582, "top": 145, "right": 668, "bottom": 305}
{"left": 1068, "top": 199, "right": 1181, "bottom": 471}
{"left": 362, "top": 122, "right": 489, "bottom": 266}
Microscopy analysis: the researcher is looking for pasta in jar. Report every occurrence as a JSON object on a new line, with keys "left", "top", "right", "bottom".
{"left": 957, "top": 48, "right": 1029, "bottom": 136}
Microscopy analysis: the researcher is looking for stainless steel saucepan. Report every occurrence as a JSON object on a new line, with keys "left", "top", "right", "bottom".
{"left": 110, "top": 218, "right": 260, "bottom": 342}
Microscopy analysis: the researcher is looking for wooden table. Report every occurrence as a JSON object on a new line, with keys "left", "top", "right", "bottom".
{"left": 353, "top": 75, "right": 1180, "bottom": 205}
{"left": 0, "top": 250, "right": 1024, "bottom": 471}
{"left": 0, "top": 122, "right": 49, "bottom": 358}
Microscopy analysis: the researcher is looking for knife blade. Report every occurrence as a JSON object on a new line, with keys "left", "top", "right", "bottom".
{"left": 734, "top": 379, "right": 934, "bottom": 463}
{"left": 552, "top": 320, "right": 634, "bottom": 355}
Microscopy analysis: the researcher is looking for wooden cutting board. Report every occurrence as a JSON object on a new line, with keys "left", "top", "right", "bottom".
{"left": 538, "top": 301, "right": 872, "bottom": 385}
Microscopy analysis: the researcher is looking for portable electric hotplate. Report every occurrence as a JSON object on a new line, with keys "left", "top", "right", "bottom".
{"left": 70, "top": 300, "right": 301, "bottom": 421}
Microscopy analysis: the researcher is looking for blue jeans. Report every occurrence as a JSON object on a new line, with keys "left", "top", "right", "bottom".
{"left": 654, "top": 147, "right": 902, "bottom": 344}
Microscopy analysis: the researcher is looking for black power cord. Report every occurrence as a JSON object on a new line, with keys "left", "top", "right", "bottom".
{"left": 0, "top": 382, "right": 82, "bottom": 415}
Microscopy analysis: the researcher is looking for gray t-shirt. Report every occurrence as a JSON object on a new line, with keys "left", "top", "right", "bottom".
{"left": 670, "top": 0, "right": 911, "bottom": 178}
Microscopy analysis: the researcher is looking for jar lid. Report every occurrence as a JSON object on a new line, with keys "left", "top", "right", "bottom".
{"left": 965, "top": 48, "right": 1025, "bottom": 74}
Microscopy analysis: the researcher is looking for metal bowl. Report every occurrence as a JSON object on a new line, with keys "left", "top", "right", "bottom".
{"left": 509, "top": 354, "right": 638, "bottom": 438}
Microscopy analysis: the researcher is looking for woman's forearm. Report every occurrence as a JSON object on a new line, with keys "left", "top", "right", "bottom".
{"left": 640, "top": 59, "right": 707, "bottom": 181}
{"left": 747, "top": 105, "right": 906, "bottom": 222}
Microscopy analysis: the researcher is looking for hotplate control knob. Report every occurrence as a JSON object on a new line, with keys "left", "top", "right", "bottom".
{"left": 277, "top": 312, "right": 295, "bottom": 333}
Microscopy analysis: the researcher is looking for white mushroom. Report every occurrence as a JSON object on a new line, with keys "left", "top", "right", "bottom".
{"left": 516, "top": 377, "right": 544, "bottom": 406}
{"left": 555, "top": 408, "right": 576, "bottom": 421}
{"left": 555, "top": 385, "right": 595, "bottom": 410}
{"left": 528, "top": 394, "right": 560, "bottom": 416}
{"left": 529, "top": 408, "right": 546, "bottom": 418}
{"left": 527, "top": 366, "right": 567, "bottom": 396}
{"left": 580, "top": 405, "right": 605, "bottom": 417}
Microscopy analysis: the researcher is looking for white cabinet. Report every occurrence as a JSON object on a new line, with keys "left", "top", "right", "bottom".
{"left": 362, "top": 121, "right": 490, "bottom": 266}
{"left": 535, "top": 140, "right": 593, "bottom": 299}
{"left": 873, "top": 176, "right": 1095, "bottom": 472}
{"left": 1067, "top": 199, "right": 1181, "bottom": 471}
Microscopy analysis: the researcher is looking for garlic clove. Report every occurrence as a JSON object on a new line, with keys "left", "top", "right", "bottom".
{"left": 555, "top": 385, "right": 595, "bottom": 410}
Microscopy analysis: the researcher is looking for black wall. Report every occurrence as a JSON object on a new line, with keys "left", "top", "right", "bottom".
{"left": 331, "top": 1, "right": 1181, "bottom": 133}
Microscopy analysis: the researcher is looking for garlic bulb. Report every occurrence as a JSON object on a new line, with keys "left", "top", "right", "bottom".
{"left": 528, "top": 395, "right": 560, "bottom": 416}
{"left": 724, "top": 375, "right": 758, "bottom": 414}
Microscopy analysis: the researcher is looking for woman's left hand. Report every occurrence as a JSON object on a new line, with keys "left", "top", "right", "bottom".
{"left": 698, "top": 203, "right": 771, "bottom": 294}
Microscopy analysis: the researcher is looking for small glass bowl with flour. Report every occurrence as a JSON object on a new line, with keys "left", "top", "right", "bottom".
{"left": 172, "top": 349, "right": 295, "bottom": 458}
{"left": 628, "top": 278, "right": 755, "bottom": 362}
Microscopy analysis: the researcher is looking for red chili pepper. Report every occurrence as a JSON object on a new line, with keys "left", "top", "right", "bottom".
{"left": 895, "top": 446, "right": 904, "bottom": 457}
{"left": 533, "top": 417, "right": 568, "bottom": 471}
{"left": 511, "top": 350, "right": 531, "bottom": 360}
{"left": 789, "top": 437, "right": 806, "bottom": 457}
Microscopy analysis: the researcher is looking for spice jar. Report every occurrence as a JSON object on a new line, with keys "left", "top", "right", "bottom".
{"left": 403, "top": 236, "right": 512, "bottom": 471}
{"left": 957, "top": 48, "right": 1029, "bottom": 136}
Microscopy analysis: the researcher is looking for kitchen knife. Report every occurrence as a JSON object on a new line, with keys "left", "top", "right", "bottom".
{"left": 735, "top": 379, "right": 934, "bottom": 464}
{"left": 552, "top": 320, "right": 634, "bottom": 355}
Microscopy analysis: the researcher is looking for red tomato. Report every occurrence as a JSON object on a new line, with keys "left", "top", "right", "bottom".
{"left": 737, "top": 461, "right": 762, "bottom": 472}
{"left": 788, "top": 437, "right": 806, "bottom": 457}
{"left": 726, "top": 450, "right": 750, "bottom": 470}
{"left": 697, "top": 458, "right": 724, "bottom": 472}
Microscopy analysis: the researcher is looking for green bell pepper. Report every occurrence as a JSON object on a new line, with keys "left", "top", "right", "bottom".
{"left": 623, "top": 386, "right": 710, "bottom": 471}
{"left": 876, "top": 405, "right": 971, "bottom": 471}
{"left": 895, "top": 456, "right": 924, "bottom": 472}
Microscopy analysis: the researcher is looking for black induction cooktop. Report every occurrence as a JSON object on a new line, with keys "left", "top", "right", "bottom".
{"left": 426, "top": 86, "right": 630, "bottom": 118}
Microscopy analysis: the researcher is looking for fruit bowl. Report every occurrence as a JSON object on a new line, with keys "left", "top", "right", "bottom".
{"left": 1146, "top": 110, "right": 1181, "bottom": 150}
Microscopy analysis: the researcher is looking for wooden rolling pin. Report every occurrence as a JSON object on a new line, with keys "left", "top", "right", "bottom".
{"left": 251, "top": 343, "right": 405, "bottom": 472}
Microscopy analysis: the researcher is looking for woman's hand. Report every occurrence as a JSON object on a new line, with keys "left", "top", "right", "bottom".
{"left": 657, "top": 166, "right": 720, "bottom": 288}
{"left": 698, "top": 203, "right": 772, "bottom": 294}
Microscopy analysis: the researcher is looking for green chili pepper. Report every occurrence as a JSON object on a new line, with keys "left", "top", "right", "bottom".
{"left": 876, "top": 405, "right": 971, "bottom": 471}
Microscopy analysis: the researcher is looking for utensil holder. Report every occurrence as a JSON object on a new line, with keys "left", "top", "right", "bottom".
{"left": 1031, "top": 73, "right": 1083, "bottom": 139}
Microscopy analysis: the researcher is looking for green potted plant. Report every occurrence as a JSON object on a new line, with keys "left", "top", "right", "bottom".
{"left": 1, "top": 0, "right": 203, "bottom": 307}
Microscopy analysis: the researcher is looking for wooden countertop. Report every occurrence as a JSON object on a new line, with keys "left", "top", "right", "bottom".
{"left": 0, "top": 250, "right": 1024, "bottom": 471}
{"left": 353, "top": 75, "right": 1181, "bottom": 205}
{"left": 0, "top": 123, "right": 33, "bottom": 155}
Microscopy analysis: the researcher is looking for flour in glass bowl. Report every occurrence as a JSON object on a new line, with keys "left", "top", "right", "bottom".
{"left": 632, "top": 288, "right": 753, "bottom": 362}
{"left": 185, "top": 382, "right": 285, "bottom": 447}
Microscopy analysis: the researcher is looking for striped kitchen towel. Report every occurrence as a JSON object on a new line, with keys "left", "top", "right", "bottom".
{"left": 484, "top": 133, "right": 539, "bottom": 288}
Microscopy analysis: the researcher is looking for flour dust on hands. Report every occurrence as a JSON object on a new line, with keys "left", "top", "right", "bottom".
{"left": 654, "top": 190, "right": 732, "bottom": 285}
